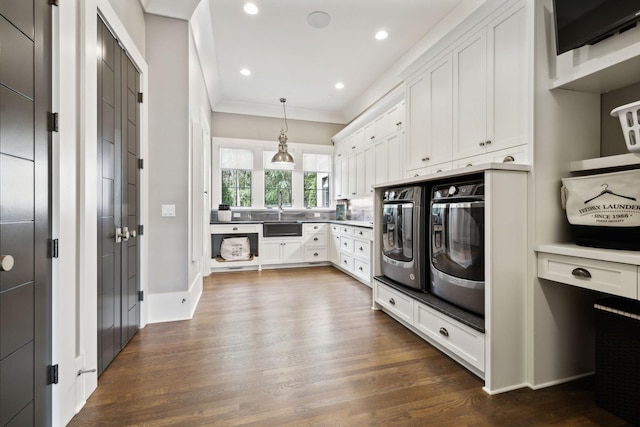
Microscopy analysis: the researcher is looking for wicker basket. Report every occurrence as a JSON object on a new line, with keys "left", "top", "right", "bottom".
{"left": 611, "top": 100, "right": 640, "bottom": 153}
{"left": 595, "top": 298, "right": 640, "bottom": 425}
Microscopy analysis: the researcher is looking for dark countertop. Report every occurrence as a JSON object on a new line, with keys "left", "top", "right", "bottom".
{"left": 211, "top": 219, "right": 373, "bottom": 228}
{"left": 374, "top": 275, "right": 485, "bottom": 333}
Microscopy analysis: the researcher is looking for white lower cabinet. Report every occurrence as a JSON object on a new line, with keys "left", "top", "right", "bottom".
{"left": 261, "top": 238, "right": 304, "bottom": 265}
{"left": 414, "top": 303, "right": 485, "bottom": 372}
{"left": 303, "top": 223, "right": 328, "bottom": 262}
{"left": 330, "top": 223, "right": 373, "bottom": 286}
{"left": 374, "top": 279, "right": 485, "bottom": 374}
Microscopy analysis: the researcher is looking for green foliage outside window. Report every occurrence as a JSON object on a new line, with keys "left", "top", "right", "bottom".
{"left": 264, "top": 170, "right": 292, "bottom": 207}
{"left": 304, "top": 172, "right": 329, "bottom": 207}
{"left": 221, "top": 169, "right": 251, "bottom": 207}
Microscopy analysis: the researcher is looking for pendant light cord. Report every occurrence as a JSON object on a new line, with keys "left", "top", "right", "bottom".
{"left": 280, "top": 97, "right": 288, "bottom": 133}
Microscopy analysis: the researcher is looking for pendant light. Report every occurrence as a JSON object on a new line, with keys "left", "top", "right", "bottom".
{"left": 271, "top": 98, "right": 295, "bottom": 164}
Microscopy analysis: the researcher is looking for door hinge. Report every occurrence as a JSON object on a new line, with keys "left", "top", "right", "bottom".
{"left": 137, "top": 224, "right": 144, "bottom": 236}
{"left": 49, "top": 112, "right": 59, "bottom": 132}
{"left": 48, "top": 364, "right": 59, "bottom": 385}
{"left": 49, "top": 0, "right": 59, "bottom": 6}
{"left": 138, "top": 290, "right": 144, "bottom": 302}
{"left": 138, "top": 158, "right": 144, "bottom": 169}
{"left": 49, "top": 239, "right": 59, "bottom": 258}
{"left": 137, "top": 92, "right": 143, "bottom": 103}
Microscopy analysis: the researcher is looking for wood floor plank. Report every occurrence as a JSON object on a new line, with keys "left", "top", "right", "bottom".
{"left": 69, "top": 266, "right": 632, "bottom": 426}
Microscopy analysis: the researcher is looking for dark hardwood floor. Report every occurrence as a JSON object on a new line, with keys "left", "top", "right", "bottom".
{"left": 69, "top": 267, "right": 631, "bottom": 426}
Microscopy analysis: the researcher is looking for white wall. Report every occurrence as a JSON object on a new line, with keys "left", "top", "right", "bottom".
{"left": 212, "top": 112, "right": 344, "bottom": 145}
{"left": 107, "top": 0, "right": 146, "bottom": 53}
{"left": 146, "top": 15, "right": 190, "bottom": 305}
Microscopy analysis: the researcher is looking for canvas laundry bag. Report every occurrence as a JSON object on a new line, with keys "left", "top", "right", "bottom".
{"left": 561, "top": 169, "right": 640, "bottom": 250}
{"left": 220, "top": 237, "right": 251, "bottom": 260}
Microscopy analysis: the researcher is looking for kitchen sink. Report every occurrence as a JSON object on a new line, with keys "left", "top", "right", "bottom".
{"left": 263, "top": 221, "right": 302, "bottom": 237}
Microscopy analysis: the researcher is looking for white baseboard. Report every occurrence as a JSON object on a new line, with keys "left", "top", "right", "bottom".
{"left": 148, "top": 274, "right": 204, "bottom": 323}
{"left": 527, "top": 371, "right": 595, "bottom": 390}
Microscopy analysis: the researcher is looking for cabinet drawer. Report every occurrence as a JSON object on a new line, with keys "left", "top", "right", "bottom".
{"left": 339, "top": 225, "right": 353, "bottom": 235}
{"left": 353, "top": 227, "right": 372, "bottom": 240}
{"left": 340, "top": 253, "right": 354, "bottom": 271}
{"left": 330, "top": 224, "right": 341, "bottom": 234}
{"left": 303, "top": 223, "right": 328, "bottom": 234}
{"left": 211, "top": 223, "right": 261, "bottom": 234}
{"left": 538, "top": 253, "right": 638, "bottom": 299}
{"left": 353, "top": 239, "right": 371, "bottom": 258}
{"left": 340, "top": 236, "right": 354, "bottom": 252}
{"left": 305, "top": 233, "right": 327, "bottom": 246}
{"left": 305, "top": 247, "right": 327, "bottom": 262}
{"left": 414, "top": 303, "right": 485, "bottom": 371}
{"left": 354, "top": 259, "right": 370, "bottom": 281}
{"left": 375, "top": 282, "right": 413, "bottom": 323}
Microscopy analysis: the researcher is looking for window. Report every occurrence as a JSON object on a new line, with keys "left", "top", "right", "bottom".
{"left": 264, "top": 151, "right": 293, "bottom": 207}
{"left": 220, "top": 148, "right": 252, "bottom": 207}
{"left": 303, "top": 153, "right": 330, "bottom": 207}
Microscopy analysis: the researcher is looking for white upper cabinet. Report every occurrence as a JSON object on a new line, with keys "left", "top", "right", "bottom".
{"left": 405, "top": 2, "right": 528, "bottom": 171}
{"left": 453, "top": 28, "right": 488, "bottom": 160}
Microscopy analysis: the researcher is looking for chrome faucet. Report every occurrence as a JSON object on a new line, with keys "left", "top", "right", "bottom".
{"left": 278, "top": 190, "right": 284, "bottom": 221}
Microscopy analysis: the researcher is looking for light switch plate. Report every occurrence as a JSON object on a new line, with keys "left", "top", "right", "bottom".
{"left": 161, "top": 204, "right": 176, "bottom": 217}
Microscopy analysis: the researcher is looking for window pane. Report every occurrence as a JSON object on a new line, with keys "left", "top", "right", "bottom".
{"left": 303, "top": 171, "right": 329, "bottom": 207}
{"left": 221, "top": 168, "right": 252, "bottom": 207}
{"left": 264, "top": 170, "right": 292, "bottom": 207}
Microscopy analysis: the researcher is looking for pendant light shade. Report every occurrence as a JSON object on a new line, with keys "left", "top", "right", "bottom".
{"left": 271, "top": 98, "right": 294, "bottom": 164}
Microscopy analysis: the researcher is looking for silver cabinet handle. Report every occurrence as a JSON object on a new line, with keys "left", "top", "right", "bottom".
{"left": 314, "top": 252, "right": 319, "bottom": 256}
{"left": 571, "top": 267, "right": 591, "bottom": 279}
{"left": 314, "top": 226, "right": 318, "bottom": 230}
{"left": 503, "top": 155, "right": 515, "bottom": 163}
{"left": 466, "top": 164, "right": 473, "bottom": 167}
{"left": 439, "top": 327, "right": 449, "bottom": 337}
{"left": 479, "top": 141, "right": 485, "bottom": 147}
{"left": 485, "top": 140, "right": 492, "bottom": 145}
{"left": 436, "top": 169, "right": 443, "bottom": 173}
{"left": 0, "top": 255, "right": 15, "bottom": 272}
{"left": 389, "top": 298, "right": 395, "bottom": 305}
{"left": 359, "top": 266, "right": 363, "bottom": 271}
{"left": 344, "top": 242, "right": 348, "bottom": 246}
{"left": 370, "top": 136, "right": 375, "bottom": 140}
{"left": 396, "top": 121, "right": 402, "bottom": 126}
{"left": 233, "top": 227, "right": 238, "bottom": 231}
{"left": 421, "top": 157, "right": 430, "bottom": 162}
{"left": 359, "top": 247, "right": 363, "bottom": 251}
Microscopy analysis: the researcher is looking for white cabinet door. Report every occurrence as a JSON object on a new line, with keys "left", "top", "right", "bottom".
{"left": 333, "top": 157, "right": 343, "bottom": 199}
{"left": 406, "top": 72, "right": 430, "bottom": 171}
{"left": 426, "top": 54, "right": 454, "bottom": 165}
{"left": 364, "top": 144, "right": 376, "bottom": 195}
{"left": 355, "top": 150, "right": 366, "bottom": 196}
{"left": 374, "top": 139, "right": 388, "bottom": 184}
{"left": 488, "top": 4, "right": 527, "bottom": 152}
{"left": 387, "top": 132, "right": 403, "bottom": 182}
{"left": 386, "top": 102, "right": 404, "bottom": 134}
{"left": 453, "top": 28, "right": 488, "bottom": 160}
{"left": 329, "top": 232, "right": 341, "bottom": 264}
{"left": 261, "top": 240, "right": 282, "bottom": 264}
{"left": 340, "top": 157, "right": 349, "bottom": 199}
{"left": 347, "top": 154, "right": 357, "bottom": 198}
{"left": 281, "top": 241, "right": 304, "bottom": 263}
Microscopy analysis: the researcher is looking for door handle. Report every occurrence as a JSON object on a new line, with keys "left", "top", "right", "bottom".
{"left": 0, "top": 255, "right": 15, "bottom": 272}
{"left": 571, "top": 267, "right": 591, "bottom": 279}
{"left": 115, "top": 227, "right": 130, "bottom": 243}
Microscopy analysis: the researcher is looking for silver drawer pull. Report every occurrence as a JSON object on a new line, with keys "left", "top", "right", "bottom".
{"left": 359, "top": 247, "right": 363, "bottom": 251}
{"left": 233, "top": 227, "right": 238, "bottom": 231}
{"left": 571, "top": 267, "right": 592, "bottom": 279}
{"left": 314, "top": 237, "right": 319, "bottom": 241}
{"left": 359, "top": 266, "right": 363, "bottom": 271}
{"left": 314, "top": 252, "right": 319, "bottom": 256}
{"left": 344, "top": 242, "right": 348, "bottom": 246}
{"left": 389, "top": 298, "right": 395, "bottom": 305}
{"left": 439, "top": 327, "right": 449, "bottom": 337}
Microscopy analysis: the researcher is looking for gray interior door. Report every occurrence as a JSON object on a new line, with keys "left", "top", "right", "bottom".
{"left": 97, "top": 17, "right": 140, "bottom": 376}
{"left": 0, "top": 1, "right": 52, "bottom": 425}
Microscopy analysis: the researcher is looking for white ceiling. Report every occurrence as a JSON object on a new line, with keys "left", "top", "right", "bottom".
{"left": 141, "top": 0, "right": 474, "bottom": 124}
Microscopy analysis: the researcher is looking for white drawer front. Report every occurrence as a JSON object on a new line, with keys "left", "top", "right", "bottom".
{"left": 330, "top": 224, "right": 341, "bottom": 234}
{"left": 211, "top": 224, "right": 261, "bottom": 234}
{"left": 305, "top": 247, "right": 327, "bottom": 262}
{"left": 414, "top": 303, "right": 485, "bottom": 371}
{"left": 538, "top": 253, "right": 638, "bottom": 299}
{"left": 353, "top": 259, "right": 370, "bottom": 281}
{"left": 340, "top": 236, "right": 354, "bottom": 253}
{"left": 353, "top": 227, "right": 372, "bottom": 240}
{"left": 339, "top": 225, "right": 353, "bottom": 235}
{"left": 340, "top": 253, "right": 354, "bottom": 271}
{"left": 353, "top": 239, "right": 371, "bottom": 259}
{"left": 305, "top": 233, "right": 327, "bottom": 246}
{"left": 375, "top": 282, "right": 413, "bottom": 323}
{"left": 303, "top": 223, "right": 328, "bottom": 234}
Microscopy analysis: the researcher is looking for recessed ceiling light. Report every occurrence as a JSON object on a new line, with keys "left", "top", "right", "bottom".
{"left": 240, "top": 68, "right": 251, "bottom": 76}
{"left": 243, "top": 3, "right": 259, "bottom": 15}
{"left": 335, "top": 82, "right": 345, "bottom": 89}
{"left": 307, "top": 11, "right": 331, "bottom": 29}
{"left": 375, "top": 30, "right": 388, "bottom": 40}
